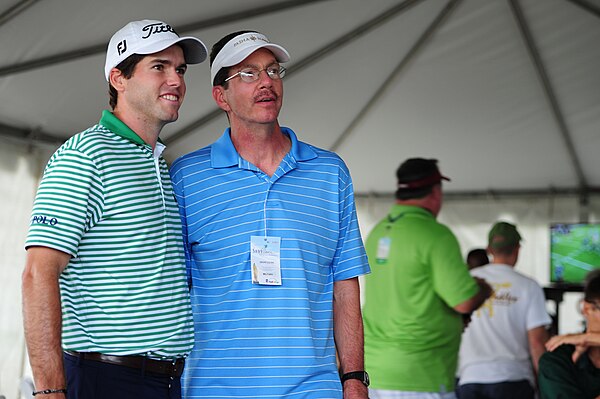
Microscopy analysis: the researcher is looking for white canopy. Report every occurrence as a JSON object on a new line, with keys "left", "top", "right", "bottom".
{"left": 2, "top": 0, "right": 599, "bottom": 197}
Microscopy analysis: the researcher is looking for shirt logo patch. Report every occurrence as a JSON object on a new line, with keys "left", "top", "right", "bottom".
{"left": 476, "top": 282, "right": 518, "bottom": 318}
{"left": 31, "top": 215, "right": 58, "bottom": 226}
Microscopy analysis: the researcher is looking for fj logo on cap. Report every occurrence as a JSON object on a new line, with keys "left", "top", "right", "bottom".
{"left": 116, "top": 40, "right": 127, "bottom": 56}
{"left": 141, "top": 22, "right": 178, "bottom": 39}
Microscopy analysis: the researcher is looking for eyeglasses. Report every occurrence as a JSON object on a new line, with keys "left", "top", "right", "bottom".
{"left": 225, "top": 64, "right": 286, "bottom": 83}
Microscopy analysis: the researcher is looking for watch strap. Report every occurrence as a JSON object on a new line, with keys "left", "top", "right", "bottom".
{"left": 341, "top": 370, "right": 370, "bottom": 387}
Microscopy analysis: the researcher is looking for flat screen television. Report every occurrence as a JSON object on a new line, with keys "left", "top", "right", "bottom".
{"left": 550, "top": 223, "right": 600, "bottom": 286}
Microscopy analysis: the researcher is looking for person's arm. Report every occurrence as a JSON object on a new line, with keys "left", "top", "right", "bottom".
{"left": 453, "top": 277, "right": 493, "bottom": 314}
{"left": 546, "top": 331, "right": 600, "bottom": 363}
{"left": 528, "top": 325, "right": 550, "bottom": 373}
{"left": 22, "top": 246, "right": 71, "bottom": 396}
{"left": 333, "top": 277, "right": 368, "bottom": 399}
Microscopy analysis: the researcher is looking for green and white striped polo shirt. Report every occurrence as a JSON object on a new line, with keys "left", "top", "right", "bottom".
{"left": 26, "top": 110, "right": 194, "bottom": 359}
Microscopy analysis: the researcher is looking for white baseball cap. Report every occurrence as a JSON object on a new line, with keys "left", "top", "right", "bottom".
{"left": 210, "top": 31, "right": 290, "bottom": 85}
{"left": 105, "top": 19, "right": 207, "bottom": 81}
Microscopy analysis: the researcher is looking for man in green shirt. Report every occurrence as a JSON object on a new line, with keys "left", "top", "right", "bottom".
{"left": 362, "top": 158, "right": 492, "bottom": 399}
{"left": 22, "top": 20, "right": 206, "bottom": 399}
{"left": 539, "top": 269, "right": 600, "bottom": 399}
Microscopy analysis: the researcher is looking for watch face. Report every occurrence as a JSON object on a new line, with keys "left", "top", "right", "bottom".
{"left": 362, "top": 371, "right": 370, "bottom": 386}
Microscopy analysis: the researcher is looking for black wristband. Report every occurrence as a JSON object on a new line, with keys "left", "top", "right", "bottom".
{"left": 32, "top": 388, "right": 67, "bottom": 396}
{"left": 341, "top": 371, "right": 370, "bottom": 387}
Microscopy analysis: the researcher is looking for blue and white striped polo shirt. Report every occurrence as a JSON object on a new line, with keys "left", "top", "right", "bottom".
{"left": 170, "top": 127, "right": 370, "bottom": 399}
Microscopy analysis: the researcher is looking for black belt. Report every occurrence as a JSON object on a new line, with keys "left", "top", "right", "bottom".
{"left": 64, "top": 350, "right": 184, "bottom": 378}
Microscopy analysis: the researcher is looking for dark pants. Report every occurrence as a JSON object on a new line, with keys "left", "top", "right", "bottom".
{"left": 457, "top": 380, "right": 535, "bottom": 399}
{"left": 64, "top": 352, "right": 181, "bottom": 399}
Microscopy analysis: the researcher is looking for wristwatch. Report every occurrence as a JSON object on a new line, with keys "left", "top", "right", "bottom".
{"left": 341, "top": 371, "right": 370, "bottom": 387}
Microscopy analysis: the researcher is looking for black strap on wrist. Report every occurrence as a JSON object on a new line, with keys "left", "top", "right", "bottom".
{"left": 341, "top": 370, "right": 370, "bottom": 387}
{"left": 32, "top": 388, "right": 67, "bottom": 396}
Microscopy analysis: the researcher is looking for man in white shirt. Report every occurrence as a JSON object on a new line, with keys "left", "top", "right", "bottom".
{"left": 457, "top": 222, "right": 551, "bottom": 399}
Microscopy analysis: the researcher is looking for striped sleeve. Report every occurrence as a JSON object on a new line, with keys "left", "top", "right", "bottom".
{"left": 26, "top": 148, "right": 103, "bottom": 256}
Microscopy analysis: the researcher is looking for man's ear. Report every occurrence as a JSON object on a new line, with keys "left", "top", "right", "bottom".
{"left": 582, "top": 300, "right": 592, "bottom": 318}
{"left": 212, "top": 86, "right": 231, "bottom": 112}
{"left": 109, "top": 68, "right": 126, "bottom": 92}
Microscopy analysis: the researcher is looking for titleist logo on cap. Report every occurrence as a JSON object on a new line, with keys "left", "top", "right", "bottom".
{"left": 140, "top": 22, "right": 179, "bottom": 39}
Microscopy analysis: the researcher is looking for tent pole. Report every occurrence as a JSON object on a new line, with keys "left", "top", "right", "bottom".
{"left": 579, "top": 191, "right": 590, "bottom": 223}
{"left": 508, "top": 0, "right": 588, "bottom": 192}
{"left": 0, "top": 0, "right": 327, "bottom": 78}
{"left": 329, "top": 0, "right": 462, "bottom": 153}
{"left": 0, "top": 0, "right": 40, "bottom": 28}
{"left": 166, "top": 0, "right": 426, "bottom": 146}
{"left": 0, "top": 123, "right": 62, "bottom": 149}
{"left": 567, "top": 0, "right": 600, "bottom": 19}
{"left": 355, "top": 188, "right": 600, "bottom": 201}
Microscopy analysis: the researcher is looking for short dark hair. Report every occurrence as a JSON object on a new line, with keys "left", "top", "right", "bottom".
{"left": 108, "top": 54, "right": 145, "bottom": 109}
{"left": 395, "top": 158, "right": 444, "bottom": 200}
{"left": 489, "top": 245, "right": 518, "bottom": 256}
{"left": 584, "top": 269, "right": 600, "bottom": 303}
{"left": 395, "top": 185, "right": 434, "bottom": 200}
{"left": 466, "top": 248, "right": 489, "bottom": 269}
{"left": 210, "top": 30, "right": 255, "bottom": 87}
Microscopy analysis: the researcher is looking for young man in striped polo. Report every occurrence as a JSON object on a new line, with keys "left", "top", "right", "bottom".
{"left": 22, "top": 20, "right": 207, "bottom": 399}
{"left": 170, "top": 31, "right": 371, "bottom": 399}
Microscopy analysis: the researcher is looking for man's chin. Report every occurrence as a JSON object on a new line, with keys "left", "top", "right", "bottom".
{"left": 162, "top": 112, "right": 179, "bottom": 124}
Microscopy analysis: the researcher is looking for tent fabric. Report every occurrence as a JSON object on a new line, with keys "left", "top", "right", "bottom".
{"left": 1, "top": 0, "right": 599, "bottom": 196}
{"left": 1, "top": 141, "right": 39, "bottom": 399}
{"left": 2, "top": 0, "right": 600, "bottom": 397}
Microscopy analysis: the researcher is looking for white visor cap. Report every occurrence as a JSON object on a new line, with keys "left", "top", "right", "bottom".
{"left": 210, "top": 32, "right": 290, "bottom": 85}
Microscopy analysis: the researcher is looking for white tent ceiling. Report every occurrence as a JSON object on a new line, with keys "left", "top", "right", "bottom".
{"left": 1, "top": 2, "right": 600, "bottom": 397}
{"left": 1, "top": 0, "right": 600, "bottom": 198}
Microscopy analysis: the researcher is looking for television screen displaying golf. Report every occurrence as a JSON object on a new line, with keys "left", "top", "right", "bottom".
{"left": 550, "top": 223, "right": 600, "bottom": 285}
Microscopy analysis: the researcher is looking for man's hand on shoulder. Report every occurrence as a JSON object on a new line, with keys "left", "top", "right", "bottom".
{"left": 474, "top": 277, "right": 493, "bottom": 300}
